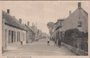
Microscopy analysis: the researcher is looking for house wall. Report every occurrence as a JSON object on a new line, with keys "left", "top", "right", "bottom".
{"left": 3, "top": 23, "right": 26, "bottom": 50}
{"left": 26, "top": 30, "right": 35, "bottom": 43}
{"left": 50, "top": 8, "right": 88, "bottom": 48}
{"left": 62, "top": 9, "right": 88, "bottom": 33}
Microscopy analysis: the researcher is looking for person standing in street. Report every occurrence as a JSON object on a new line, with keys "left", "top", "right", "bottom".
{"left": 47, "top": 40, "right": 50, "bottom": 46}
{"left": 47, "top": 38, "right": 50, "bottom": 46}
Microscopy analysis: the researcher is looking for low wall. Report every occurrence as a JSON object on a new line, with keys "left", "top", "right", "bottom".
{"left": 62, "top": 42, "right": 88, "bottom": 56}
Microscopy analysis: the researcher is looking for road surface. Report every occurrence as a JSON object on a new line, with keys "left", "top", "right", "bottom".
{"left": 3, "top": 39, "right": 76, "bottom": 56}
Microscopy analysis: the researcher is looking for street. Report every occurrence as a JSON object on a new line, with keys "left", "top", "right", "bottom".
{"left": 3, "top": 38, "right": 76, "bottom": 56}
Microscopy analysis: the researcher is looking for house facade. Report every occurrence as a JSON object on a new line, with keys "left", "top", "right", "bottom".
{"left": 2, "top": 9, "right": 27, "bottom": 52}
{"left": 49, "top": 2, "right": 88, "bottom": 55}
{"left": 51, "top": 2, "right": 88, "bottom": 42}
{"left": 62, "top": 2, "right": 88, "bottom": 33}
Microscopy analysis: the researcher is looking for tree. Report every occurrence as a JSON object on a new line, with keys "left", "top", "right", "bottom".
{"left": 47, "top": 22, "right": 55, "bottom": 29}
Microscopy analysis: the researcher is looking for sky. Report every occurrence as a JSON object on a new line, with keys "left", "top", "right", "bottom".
{"left": 0, "top": 1, "right": 89, "bottom": 34}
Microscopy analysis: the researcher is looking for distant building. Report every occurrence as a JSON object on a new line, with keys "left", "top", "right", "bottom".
{"left": 2, "top": 9, "right": 27, "bottom": 52}
{"left": 31, "top": 23, "right": 39, "bottom": 40}
{"left": 52, "top": 19, "right": 64, "bottom": 44}
{"left": 25, "top": 22, "right": 35, "bottom": 43}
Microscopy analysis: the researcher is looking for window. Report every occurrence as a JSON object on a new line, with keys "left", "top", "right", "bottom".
{"left": 23, "top": 33, "right": 24, "bottom": 41}
{"left": 78, "top": 21, "right": 82, "bottom": 27}
{"left": 5, "top": 29, "right": 7, "bottom": 47}
{"left": 8, "top": 30, "right": 11, "bottom": 43}
{"left": 17, "top": 32, "right": 20, "bottom": 42}
{"left": 13, "top": 31, "right": 16, "bottom": 42}
{"left": 62, "top": 32, "right": 65, "bottom": 38}
{"left": 11, "top": 31, "right": 14, "bottom": 43}
{"left": 5, "top": 29, "right": 7, "bottom": 40}
{"left": 8, "top": 30, "right": 16, "bottom": 43}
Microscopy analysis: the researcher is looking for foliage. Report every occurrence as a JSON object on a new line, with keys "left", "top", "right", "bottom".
{"left": 47, "top": 22, "right": 55, "bottom": 29}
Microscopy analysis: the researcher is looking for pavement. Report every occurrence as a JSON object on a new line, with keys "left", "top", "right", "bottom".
{"left": 3, "top": 39, "right": 76, "bottom": 56}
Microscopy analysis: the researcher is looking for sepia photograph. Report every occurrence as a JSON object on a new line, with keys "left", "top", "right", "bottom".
{"left": 0, "top": 1, "right": 89, "bottom": 57}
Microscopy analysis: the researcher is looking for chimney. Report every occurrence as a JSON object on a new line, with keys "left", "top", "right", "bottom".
{"left": 19, "top": 18, "right": 22, "bottom": 24}
{"left": 69, "top": 11, "right": 71, "bottom": 15}
{"left": 27, "top": 21, "right": 30, "bottom": 26}
{"left": 78, "top": 2, "right": 81, "bottom": 9}
{"left": 7, "top": 9, "right": 10, "bottom": 14}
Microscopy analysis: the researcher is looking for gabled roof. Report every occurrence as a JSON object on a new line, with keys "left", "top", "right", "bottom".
{"left": 54, "top": 3, "right": 88, "bottom": 32}
{"left": 2, "top": 11, "right": 26, "bottom": 31}
{"left": 62, "top": 5, "right": 88, "bottom": 32}
{"left": 67, "top": 8, "right": 88, "bottom": 20}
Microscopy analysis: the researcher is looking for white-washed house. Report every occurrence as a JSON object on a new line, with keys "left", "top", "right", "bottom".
{"left": 2, "top": 9, "right": 27, "bottom": 52}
